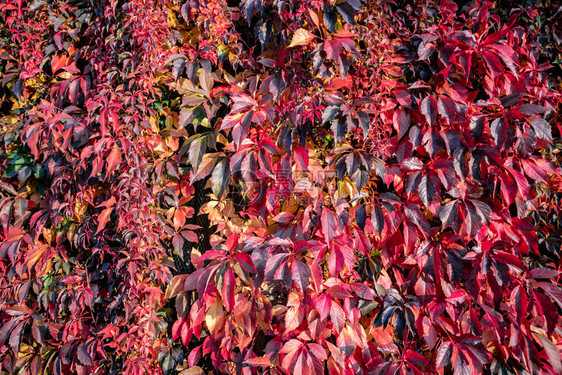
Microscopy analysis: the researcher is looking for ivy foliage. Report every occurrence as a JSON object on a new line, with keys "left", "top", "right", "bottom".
{"left": 1, "top": 0, "right": 562, "bottom": 374}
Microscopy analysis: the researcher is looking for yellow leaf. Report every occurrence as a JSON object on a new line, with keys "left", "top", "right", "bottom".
{"left": 190, "top": 246, "right": 201, "bottom": 265}
{"left": 74, "top": 198, "right": 89, "bottom": 220}
{"left": 205, "top": 299, "right": 224, "bottom": 333}
{"left": 288, "top": 28, "right": 315, "bottom": 48}
{"left": 166, "top": 136, "right": 179, "bottom": 151}
{"left": 42, "top": 228, "right": 54, "bottom": 245}
{"left": 26, "top": 244, "right": 48, "bottom": 271}
{"left": 149, "top": 116, "right": 159, "bottom": 133}
{"left": 167, "top": 11, "right": 180, "bottom": 28}
{"left": 179, "top": 367, "right": 204, "bottom": 375}
{"left": 58, "top": 71, "right": 73, "bottom": 79}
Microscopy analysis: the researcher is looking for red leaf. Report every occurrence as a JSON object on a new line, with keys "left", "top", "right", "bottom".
{"left": 321, "top": 207, "right": 338, "bottom": 243}
{"left": 534, "top": 333, "right": 562, "bottom": 374}
{"left": 394, "top": 90, "right": 412, "bottom": 107}
{"left": 420, "top": 96, "right": 437, "bottom": 125}
{"left": 96, "top": 205, "right": 114, "bottom": 234}
{"left": 414, "top": 276, "right": 435, "bottom": 305}
{"left": 182, "top": 230, "right": 198, "bottom": 243}
{"left": 220, "top": 112, "right": 244, "bottom": 130}
{"left": 273, "top": 212, "right": 295, "bottom": 223}
{"left": 393, "top": 107, "right": 410, "bottom": 139}
{"left": 330, "top": 302, "right": 346, "bottom": 333}
{"left": 106, "top": 145, "right": 122, "bottom": 177}
{"left": 315, "top": 294, "right": 332, "bottom": 321}
{"left": 510, "top": 285, "right": 527, "bottom": 324}
{"left": 307, "top": 343, "right": 327, "bottom": 375}
{"left": 330, "top": 241, "right": 355, "bottom": 277}
{"left": 529, "top": 117, "right": 552, "bottom": 142}
{"left": 436, "top": 341, "right": 452, "bottom": 368}
{"left": 489, "top": 44, "right": 518, "bottom": 75}
{"left": 294, "top": 146, "right": 309, "bottom": 171}
{"left": 281, "top": 339, "right": 304, "bottom": 354}
{"left": 244, "top": 357, "right": 272, "bottom": 367}
{"left": 191, "top": 153, "right": 220, "bottom": 183}
{"left": 539, "top": 282, "right": 562, "bottom": 310}
{"left": 324, "top": 39, "right": 342, "bottom": 60}
{"left": 421, "top": 316, "right": 437, "bottom": 349}
{"left": 232, "top": 111, "right": 253, "bottom": 147}
{"left": 291, "top": 260, "right": 310, "bottom": 291}
{"left": 188, "top": 345, "right": 202, "bottom": 367}
{"left": 418, "top": 174, "right": 435, "bottom": 206}
{"left": 437, "top": 96, "right": 456, "bottom": 122}
{"left": 530, "top": 268, "right": 561, "bottom": 280}
{"left": 404, "top": 349, "right": 429, "bottom": 367}
{"left": 222, "top": 267, "right": 236, "bottom": 312}
{"left": 225, "top": 232, "right": 239, "bottom": 252}
{"left": 51, "top": 54, "right": 68, "bottom": 74}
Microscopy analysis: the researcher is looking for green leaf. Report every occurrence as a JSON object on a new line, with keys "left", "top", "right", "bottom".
{"left": 212, "top": 158, "right": 229, "bottom": 199}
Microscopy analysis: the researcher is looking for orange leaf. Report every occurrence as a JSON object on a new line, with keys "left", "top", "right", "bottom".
{"left": 173, "top": 208, "right": 186, "bottom": 230}
{"left": 106, "top": 145, "right": 122, "bottom": 176}
{"left": 288, "top": 28, "right": 315, "bottom": 48}
{"left": 244, "top": 357, "right": 272, "bottom": 367}
{"left": 96, "top": 205, "right": 114, "bottom": 234}
{"left": 179, "top": 367, "right": 204, "bottom": 375}
{"left": 205, "top": 298, "right": 224, "bottom": 333}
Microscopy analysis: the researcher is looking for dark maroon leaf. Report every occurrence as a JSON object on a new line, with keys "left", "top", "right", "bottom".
{"left": 291, "top": 260, "right": 310, "bottom": 291}
{"left": 518, "top": 104, "right": 547, "bottom": 115}
{"left": 531, "top": 268, "right": 562, "bottom": 280}
{"left": 418, "top": 174, "right": 436, "bottom": 206}
{"left": 539, "top": 283, "right": 562, "bottom": 309}
{"left": 436, "top": 341, "right": 452, "bottom": 368}
{"left": 535, "top": 334, "right": 562, "bottom": 374}
{"left": 420, "top": 96, "right": 437, "bottom": 125}
{"left": 211, "top": 158, "right": 229, "bottom": 199}
{"left": 437, "top": 96, "right": 456, "bottom": 123}
{"left": 393, "top": 107, "right": 410, "bottom": 139}
{"left": 356, "top": 204, "right": 366, "bottom": 230}
{"left": 529, "top": 117, "right": 552, "bottom": 142}
{"left": 490, "top": 118, "right": 506, "bottom": 149}
{"left": 372, "top": 204, "right": 384, "bottom": 235}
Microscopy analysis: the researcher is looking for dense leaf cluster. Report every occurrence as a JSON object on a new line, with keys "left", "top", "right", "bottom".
{"left": 1, "top": 0, "right": 561, "bottom": 374}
